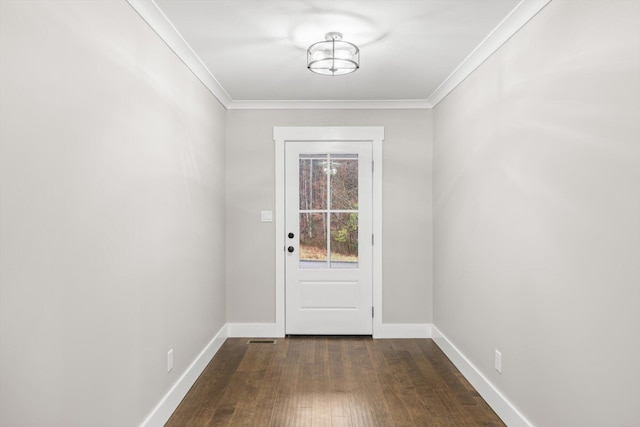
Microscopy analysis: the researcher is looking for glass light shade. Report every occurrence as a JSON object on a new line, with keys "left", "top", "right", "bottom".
{"left": 307, "top": 33, "right": 359, "bottom": 76}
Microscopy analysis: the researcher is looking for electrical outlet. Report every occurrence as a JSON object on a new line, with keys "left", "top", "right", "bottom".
{"left": 494, "top": 350, "right": 502, "bottom": 374}
{"left": 167, "top": 349, "right": 174, "bottom": 373}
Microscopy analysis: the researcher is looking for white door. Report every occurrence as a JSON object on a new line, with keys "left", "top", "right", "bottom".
{"left": 285, "top": 141, "right": 373, "bottom": 335}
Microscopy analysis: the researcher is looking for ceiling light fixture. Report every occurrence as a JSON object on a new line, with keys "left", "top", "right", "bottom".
{"left": 307, "top": 32, "right": 359, "bottom": 76}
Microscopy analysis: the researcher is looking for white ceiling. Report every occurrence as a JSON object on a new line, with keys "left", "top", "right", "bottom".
{"left": 130, "top": 0, "right": 549, "bottom": 108}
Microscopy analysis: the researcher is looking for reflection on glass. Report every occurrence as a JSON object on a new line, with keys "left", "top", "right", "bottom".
{"left": 330, "top": 212, "right": 358, "bottom": 268}
{"left": 330, "top": 158, "right": 358, "bottom": 210}
{"left": 299, "top": 156, "right": 327, "bottom": 210}
{"left": 299, "top": 212, "right": 328, "bottom": 269}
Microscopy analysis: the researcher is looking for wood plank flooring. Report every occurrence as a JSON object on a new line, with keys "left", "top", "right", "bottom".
{"left": 166, "top": 337, "right": 505, "bottom": 427}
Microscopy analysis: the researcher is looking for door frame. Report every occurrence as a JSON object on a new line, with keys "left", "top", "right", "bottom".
{"left": 273, "top": 126, "right": 384, "bottom": 337}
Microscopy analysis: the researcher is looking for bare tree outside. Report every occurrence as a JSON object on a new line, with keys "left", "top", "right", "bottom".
{"left": 299, "top": 155, "right": 358, "bottom": 267}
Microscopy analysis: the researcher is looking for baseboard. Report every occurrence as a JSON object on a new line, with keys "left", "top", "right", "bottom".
{"left": 376, "top": 323, "right": 432, "bottom": 339}
{"left": 140, "top": 324, "right": 228, "bottom": 427}
{"left": 226, "top": 322, "right": 432, "bottom": 339}
{"left": 226, "top": 323, "right": 283, "bottom": 338}
{"left": 432, "top": 326, "right": 533, "bottom": 427}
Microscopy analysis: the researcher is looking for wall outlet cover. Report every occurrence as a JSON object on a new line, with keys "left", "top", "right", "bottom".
{"left": 167, "top": 349, "right": 174, "bottom": 373}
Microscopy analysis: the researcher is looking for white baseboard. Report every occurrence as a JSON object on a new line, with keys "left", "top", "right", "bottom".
{"left": 226, "top": 323, "right": 283, "bottom": 338}
{"left": 432, "top": 326, "right": 533, "bottom": 427}
{"left": 226, "top": 322, "right": 432, "bottom": 339}
{"left": 140, "top": 324, "right": 228, "bottom": 427}
{"left": 376, "top": 323, "right": 432, "bottom": 338}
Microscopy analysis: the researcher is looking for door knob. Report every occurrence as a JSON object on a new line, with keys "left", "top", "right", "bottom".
{"left": 288, "top": 232, "right": 294, "bottom": 239}
{"left": 287, "top": 246, "right": 295, "bottom": 253}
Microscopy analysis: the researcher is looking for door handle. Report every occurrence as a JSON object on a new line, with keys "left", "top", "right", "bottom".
{"left": 287, "top": 246, "right": 295, "bottom": 253}
{"left": 288, "top": 232, "right": 295, "bottom": 239}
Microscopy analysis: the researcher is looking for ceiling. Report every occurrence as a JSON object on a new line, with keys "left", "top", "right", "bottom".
{"left": 130, "top": 0, "right": 548, "bottom": 108}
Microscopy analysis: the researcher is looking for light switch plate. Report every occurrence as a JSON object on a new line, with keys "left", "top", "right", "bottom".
{"left": 261, "top": 210, "right": 273, "bottom": 222}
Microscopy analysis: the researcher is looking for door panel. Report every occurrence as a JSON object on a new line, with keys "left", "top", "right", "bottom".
{"left": 285, "top": 141, "right": 372, "bottom": 335}
{"left": 300, "top": 281, "right": 358, "bottom": 308}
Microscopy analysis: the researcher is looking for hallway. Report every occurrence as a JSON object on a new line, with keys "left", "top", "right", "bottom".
{"left": 2, "top": 2, "right": 638, "bottom": 426}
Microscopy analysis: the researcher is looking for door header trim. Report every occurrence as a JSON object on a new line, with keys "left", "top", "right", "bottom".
{"left": 274, "top": 126, "right": 384, "bottom": 142}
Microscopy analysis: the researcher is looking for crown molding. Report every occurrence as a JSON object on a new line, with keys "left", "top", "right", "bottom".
{"left": 128, "top": 0, "right": 551, "bottom": 111}
{"left": 126, "top": 0, "right": 232, "bottom": 108}
{"left": 227, "top": 99, "right": 432, "bottom": 110}
{"left": 426, "top": 0, "right": 552, "bottom": 107}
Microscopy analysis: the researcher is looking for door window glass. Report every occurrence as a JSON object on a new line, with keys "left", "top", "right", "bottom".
{"left": 299, "top": 212, "right": 328, "bottom": 268}
{"left": 299, "top": 155, "right": 327, "bottom": 210}
{"left": 299, "top": 154, "right": 358, "bottom": 269}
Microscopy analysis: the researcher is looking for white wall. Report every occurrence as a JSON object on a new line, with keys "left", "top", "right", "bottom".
{"left": 433, "top": 1, "right": 640, "bottom": 426}
{"left": 226, "top": 109, "right": 433, "bottom": 325}
{"left": 0, "top": 2, "right": 226, "bottom": 426}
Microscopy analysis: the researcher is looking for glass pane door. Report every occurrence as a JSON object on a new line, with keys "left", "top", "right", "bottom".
{"left": 298, "top": 153, "right": 359, "bottom": 269}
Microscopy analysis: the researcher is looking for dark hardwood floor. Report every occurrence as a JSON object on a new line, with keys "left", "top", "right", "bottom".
{"left": 166, "top": 337, "right": 505, "bottom": 426}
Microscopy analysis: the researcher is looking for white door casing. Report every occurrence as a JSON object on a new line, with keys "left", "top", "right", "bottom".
{"left": 274, "top": 127, "right": 384, "bottom": 337}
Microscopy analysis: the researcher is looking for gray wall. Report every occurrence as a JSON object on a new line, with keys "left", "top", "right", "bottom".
{"left": 0, "top": 2, "right": 226, "bottom": 426}
{"left": 226, "top": 109, "right": 433, "bottom": 324}
{"left": 433, "top": 1, "right": 640, "bottom": 426}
